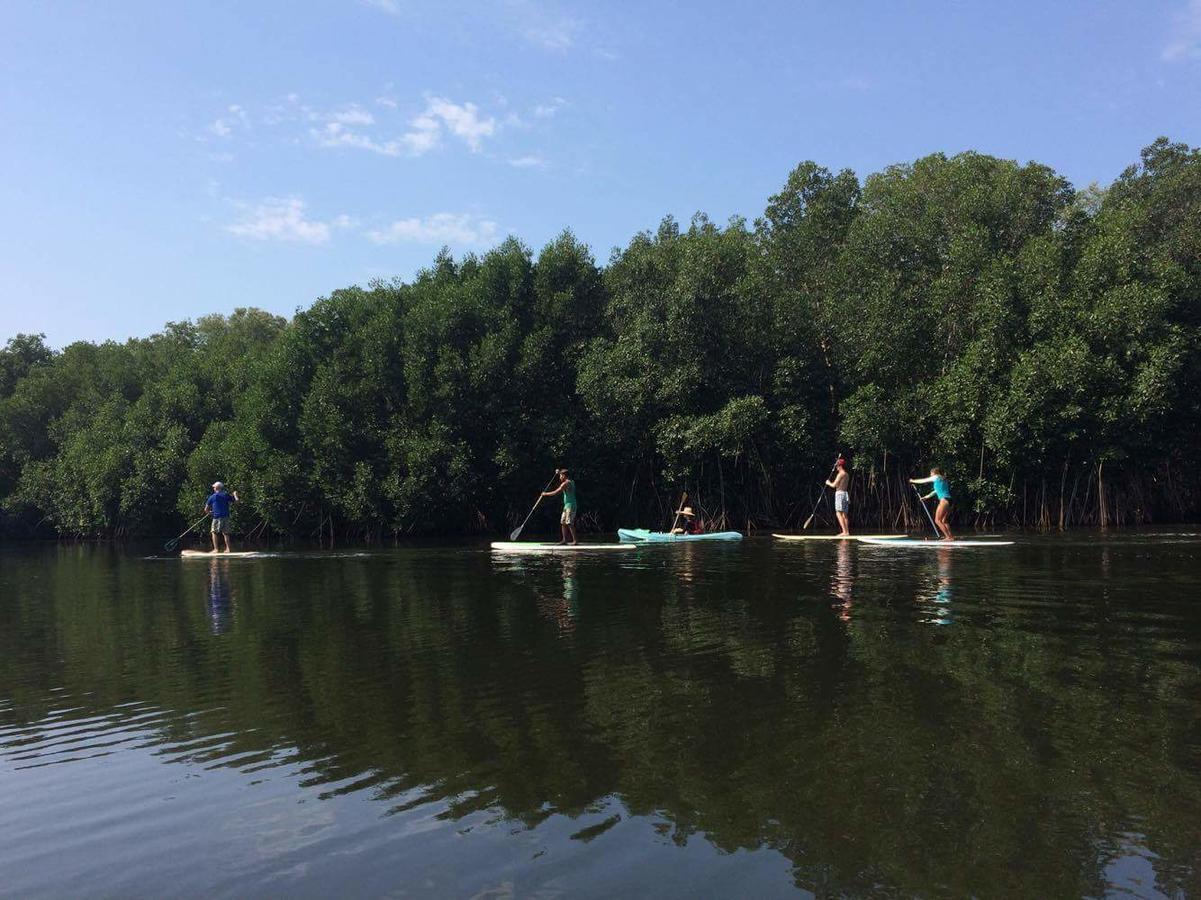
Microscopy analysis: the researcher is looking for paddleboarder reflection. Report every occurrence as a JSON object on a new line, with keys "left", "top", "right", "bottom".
{"left": 831, "top": 540, "right": 855, "bottom": 621}
{"left": 207, "top": 557, "right": 235, "bottom": 634}
{"left": 917, "top": 547, "right": 954, "bottom": 626}
{"left": 537, "top": 558, "right": 578, "bottom": 635}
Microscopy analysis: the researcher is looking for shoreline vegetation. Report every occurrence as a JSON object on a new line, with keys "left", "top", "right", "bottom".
{"left": 2, "top": 138, "right": 1199, "bottom": 541}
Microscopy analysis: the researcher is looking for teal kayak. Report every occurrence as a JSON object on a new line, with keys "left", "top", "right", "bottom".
{"left": 618, "top": 528, "right": 743, "bottom": 543}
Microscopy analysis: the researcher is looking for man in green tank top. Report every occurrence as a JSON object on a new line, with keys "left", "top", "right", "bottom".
{"left": 541, "top": 468, "right": 578, "bottom": 545}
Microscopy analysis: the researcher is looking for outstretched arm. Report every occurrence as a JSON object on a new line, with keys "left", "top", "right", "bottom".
{"left": 910, "top": 476, "right": 936, "bottom": 485}
{"left": 824, "top": 479, "right": 837, "bottom": 489}
{"left": 542, "top": 483, "right": 566, "bottom": 498}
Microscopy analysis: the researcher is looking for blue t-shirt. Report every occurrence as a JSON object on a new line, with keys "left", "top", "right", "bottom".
{"left": 207, "top": 491, "right": 234, "bottom": 518}
{"left": 932, "top": 475, "right": 951, "bottom": 501}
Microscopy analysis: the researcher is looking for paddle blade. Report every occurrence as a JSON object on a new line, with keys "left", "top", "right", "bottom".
{"left": 801, "top": 513, "right": 815, "bottom": 530}
{"left": 509, "top": 525, "right": 524, "bottom": 542}
{"left": 164, "top": 539, "right": 178, "bottom": 551}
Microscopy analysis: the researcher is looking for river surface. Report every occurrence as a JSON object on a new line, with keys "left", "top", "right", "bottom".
{"left": 2, "top": 533, "right": 1200, "bottom": 898}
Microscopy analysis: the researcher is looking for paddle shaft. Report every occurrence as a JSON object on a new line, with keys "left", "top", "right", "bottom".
{"left": 668, "top": 492, "right": 688, "bottom": 534}
{"left": 510, "top": 471, "right": 562, "bottom": 541}
{"left": 802, "top": 455, "right": 842, "bottom": 530}
{"left": 913, "top": 483, "right": 941, "bottom": 537}
{"left": 165, "top": 513, "right": 211, "bottom": 551}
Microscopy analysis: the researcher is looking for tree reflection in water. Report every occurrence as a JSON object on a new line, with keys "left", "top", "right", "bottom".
{"left": 1, "top": 541, "right": 1199, "bottom": 898}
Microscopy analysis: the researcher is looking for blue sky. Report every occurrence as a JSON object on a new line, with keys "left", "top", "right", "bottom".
{"left": 2, "top": 0, "right": 1199, "bottom": 346}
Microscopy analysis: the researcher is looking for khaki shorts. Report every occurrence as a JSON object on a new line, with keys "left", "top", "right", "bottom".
{"left": 211, "top": 516, "right": 231, "bottom": 534}
{"left": 560, "top": 507, "right": 577, "bottom": 525}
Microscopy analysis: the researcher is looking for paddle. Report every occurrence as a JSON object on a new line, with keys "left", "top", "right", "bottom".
{"left": 510, "top": 470, "right": 562, "bottom": 542}
{"left": 165, "top": 513, "right": 211, "bottom": 551}
{"left": 912, "top": 483, "right": 941, "bottom": 538}
{"left": 668, "top": 491, "right": 688, "bottom": 535}
{"left": 802, "top": 455, "right": 842, "bottom": 530}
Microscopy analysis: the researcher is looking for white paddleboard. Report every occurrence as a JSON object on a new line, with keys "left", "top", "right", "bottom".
{"left": 490, "top": 542, "right": 636, "bottom": 553}
{"left": 180, "top": 550, "right": 269, "bottom": 558}
{"left": 858, "top": 537, "right": 1014, "bottom": 548}
{"left": 772, "top": 533, "right": 907, "bottom": 542}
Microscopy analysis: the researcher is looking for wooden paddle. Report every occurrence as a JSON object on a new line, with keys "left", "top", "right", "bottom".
{"left": 802, "top": 455, "right": 842, "bottom": 530}
{"left": 510, "top": 470, "right": 562, "bottom": 541}
{"left": 668, "top": 492, "right": 688, "bottom": 534}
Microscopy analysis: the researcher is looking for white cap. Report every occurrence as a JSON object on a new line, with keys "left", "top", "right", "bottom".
{"left": 212, "top": 481, "right": 224, "bottom": 490}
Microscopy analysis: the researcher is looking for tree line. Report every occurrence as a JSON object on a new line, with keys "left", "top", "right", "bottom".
{"left": 1, "top": 137, "right": 1199, "bottom": 539}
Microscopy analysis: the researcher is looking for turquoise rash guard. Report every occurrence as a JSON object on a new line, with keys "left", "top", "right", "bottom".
{"left": 932, "top": 475, "right": 951, "bottom": 501}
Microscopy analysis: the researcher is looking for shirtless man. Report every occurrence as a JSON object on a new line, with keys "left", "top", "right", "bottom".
{"left": 825, "top": 458, "right": 851, "bottom": 536}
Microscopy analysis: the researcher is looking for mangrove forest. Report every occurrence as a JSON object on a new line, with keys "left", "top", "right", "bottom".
{"left": 1, "top": 137, "right": 1199, "bottom": 539}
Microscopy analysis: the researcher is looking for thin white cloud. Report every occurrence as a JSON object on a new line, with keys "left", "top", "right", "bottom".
{"left": 367, "top": 213, "right": 499, "bottom": 247}
{"left": 509, "top": 154, "right": 547, "bottom": 168}
{"left": 362, "top": 0, "right": 401, "bottom": 14}
{"left": 308, "top": 97, "right": 496, "bottom": 157}
{"left": 207, "top": 104, "right": 248, "bottom": 139}
{"left": 328, "top": 105, "right": 375, "bottom": 126}
{"left": 396, "top": 97, "right": 497, "bottom": 155}
{"left": 226, "top": 197, "right": 350, "bottom": 245}
{"left": 402, "top": 110, "right": 442, "bottom": 154}
{"left": 524, "top": 19, "right": 579, "bottom": 50}
{"left": 1164, "top": 0, "right": 1201, "bottom": 61}
{"left": 209, "top": 95, "right": 502, "bottom": 160}
{"left": 313, "top": 122, "right": 405, "bottom": 156}
{"left": 532, "top": 97, "right": 568, "bottom": 118}
{"left": 424, "top": 98, "right": 496, "bottom": 151}
{"left": 503, "top": 0, "right": 582, "bottom": 50}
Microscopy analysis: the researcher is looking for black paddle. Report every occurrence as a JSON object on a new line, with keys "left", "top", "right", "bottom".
{"left": 802, "top": 455, "right": 842, "bottom": 530}
{"left": 510, "top": 470, "right": 561, "bottom": 542}
{"left": 913, "top": 483, "right": 941, "bottom": 538}
{"left": 165, "top": 513, "right": 211, "bottom": 551}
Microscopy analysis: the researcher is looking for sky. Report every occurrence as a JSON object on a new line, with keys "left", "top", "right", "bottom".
{"left": 1, "top": 0, "right": 1199, "bottom": 347}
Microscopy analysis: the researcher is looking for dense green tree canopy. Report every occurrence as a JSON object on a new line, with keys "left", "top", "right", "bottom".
{"left": 2, "top": 139, "right": 1199, "bottom": 538}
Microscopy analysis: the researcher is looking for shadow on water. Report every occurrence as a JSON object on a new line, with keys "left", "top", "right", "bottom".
{"left": 1, "top": 534, "right": 1200, "bottom": 897}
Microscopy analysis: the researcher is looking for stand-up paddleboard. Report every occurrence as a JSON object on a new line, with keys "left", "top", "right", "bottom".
{"left": 180, "top": 549, "right": 270, "bottom": 558}
{"left": 490, "top": 542, "right": 637, "bottom": 553}
{"left": 772, "top": 533, "right": 906, "bottom": 542}
{"left": 858, "top": 537, "right": 1014, "bottom": 548}
{"left": 618, "top": 528, "right": 743, "bottom": 543}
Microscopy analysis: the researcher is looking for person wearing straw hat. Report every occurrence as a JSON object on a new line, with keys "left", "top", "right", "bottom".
{"left": 825, "top": 457, "right": 852, "bottom": 536}
{"left": 204, "top": 481, "right": 240, "bottom": 553}
{"left": 671, "top": 506, "right": 704, "bottom": 535}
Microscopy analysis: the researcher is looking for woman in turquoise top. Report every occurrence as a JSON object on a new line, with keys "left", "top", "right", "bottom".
{"left": 910, "top": 467, "right": 955, "bottom": 541}
{"left": 542, "top": 469, "right": 578, "bottom": 545}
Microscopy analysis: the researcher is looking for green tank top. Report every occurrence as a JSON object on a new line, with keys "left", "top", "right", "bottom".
{"left": 562, "top": 480, "right": 577, "bottom": 510}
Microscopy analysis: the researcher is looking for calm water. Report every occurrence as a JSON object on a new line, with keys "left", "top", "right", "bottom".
{"left": 2, "top": 534, "right": 1200, "bottom": 898}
